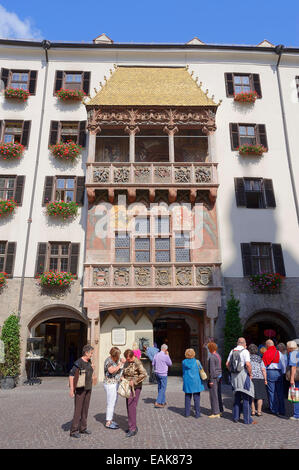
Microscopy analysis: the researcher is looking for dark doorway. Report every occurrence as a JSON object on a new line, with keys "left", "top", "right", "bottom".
{"left": 244, "top": 320, "right": 291, "bottom": 348}
{"left": 154, "top": 318, "right": 190, "bottom": 375}
{"left": 34, "top": 318, "right": 87, "bottom": 376}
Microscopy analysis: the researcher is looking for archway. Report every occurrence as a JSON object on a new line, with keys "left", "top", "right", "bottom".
{"left": 28, "top": 306, "right": 87, "bottom": 376}
{"left": 243, "top": 310, "right": 296, "bottom": 347}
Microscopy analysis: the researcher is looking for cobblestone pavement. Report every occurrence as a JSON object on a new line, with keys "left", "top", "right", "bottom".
{"left": 0, "top": 377, "right": 298, "bottom": 449}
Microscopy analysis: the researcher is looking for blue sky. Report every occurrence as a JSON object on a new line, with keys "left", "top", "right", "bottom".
{"left": 0, "top": 0, "right": 299, "bottom": 47}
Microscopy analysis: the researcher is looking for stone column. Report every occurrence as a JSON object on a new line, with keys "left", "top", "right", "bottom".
{"left": 206, "top": 293, "right": 221, "bottom": 340}
{"left": 164, "top": 126, "right": 178, "bottom": 163}
{"left": 125, "top": 126, "right": 140, "bottom": 163}
{"left": 87, "top": 311, "right": 100, "bottom": 383}
{"left": 207, "top": 133, "right": 217, "bottom": 163}
{"left": 87, "top": 131, "right": 97, "bottom": 163}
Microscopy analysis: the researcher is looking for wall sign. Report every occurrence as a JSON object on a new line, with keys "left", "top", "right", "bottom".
{"left": 111, "top": 328, "right": 126, "bottom": 346}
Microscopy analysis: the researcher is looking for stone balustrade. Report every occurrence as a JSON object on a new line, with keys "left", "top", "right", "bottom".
{"left": 84, "top": 263, "right": 222, "bottom": 289}
{"left": 86, "top": 162, "right": 218, "bottom": 187}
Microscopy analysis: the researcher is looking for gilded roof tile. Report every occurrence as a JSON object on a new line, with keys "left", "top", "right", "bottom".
{"left": 86, "top": 66, "right": 217, "bottom": 107}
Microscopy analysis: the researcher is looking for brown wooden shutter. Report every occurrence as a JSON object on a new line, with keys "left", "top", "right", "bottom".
{"left": 252, "top": 74, "right": 262, "bottom": 98}
{"left": 49, "top": 121, "right": 59, "bottom": 146}
{"left": 82, "top": 72, "right": 91, "bottom": 95}
{"left": 5, "top": 242, "right": 16, "bottom": 277}
{"left": 14, "top": 176, "right": 25, "bottom": 205}
{"left": 225, "top": 73, "right": 234, "bottom": 97}
{"left": 272, "top": 244, "right": 286, "bottom": 276}
{"left": 29, "top": 70, "right": 38, "bottom": 95}
{"left": 241, "top": 243, "right": 253, "bottom": 276}
{"left": 54, "top": 70, "right": 63, "bottom": 93}
{"left": 1, "top": 68, "right": 9, "bottom": 89}
{"left": 69, "top": 243, "right": 80, "bottom": 275}
{"left": 75, "top": 177, "right": 85, "bottom": 205}
{"left": 263, "top": 179, "right": 276, "bottom": 208}
{"left": 78, "top": 121, "right": 86, "bottom": 147}
{"left": 230, "top": 123, "right": 239, "bottom": 150}
{"left": 35, "top": 243, "right": 47, "bottom": 275}
{"left": 234, "top": 178, "right": 246, "bottom": 207}
{"left": 257, "top": 124, "right": 268, "bottom": 150}
{"left": 42, "top": 176, "right": 54, "bottom": 206}
{"left": 21, "top": 121, "right": 31, "bottom": 148}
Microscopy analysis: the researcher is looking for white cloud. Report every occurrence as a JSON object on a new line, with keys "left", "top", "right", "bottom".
{"left": 0, "top": 4, "right": 42, "bottom": 40}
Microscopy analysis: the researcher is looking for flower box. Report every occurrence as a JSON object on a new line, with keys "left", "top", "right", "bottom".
{"left": 50, "top": 141, "right": 82, "bottom": 162}
{"left": 238, "top": 144, "right": 267, "bottom": 156}
{"left": 56, "top": 89, "right": 86, "bottom": 102}
{"left": 46, "top": 201, "right": 78, "bottom": 220}
{"left": 5, "top": 88, "right": 30, "bottom": 101}
{"left": 0, "top": 142, "right": 25, "bottom": 160}
{"left": 0, "top": 272, "right": 8, "bottom": 288}
{"left": 250, "top": 272, "right": 284, "bottom": 294}
{"left": 234, "top": 91, "right": 258, "bottom": 103}
{"left": 38, "top": 271, "right": 76, "bottom": 288}
{"left": 0, "top": 200, "right": 17, "bottom": 217}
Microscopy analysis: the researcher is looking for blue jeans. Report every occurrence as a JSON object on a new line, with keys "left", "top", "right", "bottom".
{"left": 233, "top": 392, "right": 252, "bottom": 424}
{"left": 293, "top": 381, "right": 299, "bottom": 419}
{"left": 266, "top": 369, "right": 285, "bottom": 415}
{"left": 156, "top": 375, "right": 167, "bottom": 404}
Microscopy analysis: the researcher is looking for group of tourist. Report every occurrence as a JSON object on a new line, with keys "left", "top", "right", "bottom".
{"left": 68, "top": 336, "right": 299, "bottom": 438}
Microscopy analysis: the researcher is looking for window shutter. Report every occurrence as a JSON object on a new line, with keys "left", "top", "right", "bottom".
{"left": 54, "top": 70, "right": 63, "bottom": 93}
{"left": 272, "top": 244, "right": 286, "bottom": 276}
{"left": 252, "top": 74, "right": 262, "bottom": 98}
{"left": 230, "top": 123, "right": 239, "bottom": 150}
{"left": 14, "top": 176, "right": 25, "bottom": 205}
{"left": 69, "top": 243, "right": 80, "bottom": 275}
{"left": 42, "top": 176, "right": 54, "bottom": 206}
{"left": 78, "top": 121, "right": 86, "bottom": 147}
{"left": 5, "top": 242, "right": 16, "bottom": 277}
{"left": 263, "top": 179, "right": 276, "bottom": 208}
{"left": 241, "top": 243, "right": 253, "bottom": 276}
{"left": 225, "top": 73, "right": 234, "bottom": 97}
{"left": 35, "top": 243, "right": 47, "bottom": 276}
{"left": 234, "top": 178, "right": 246, "bottom": 207}
{"left": 49, "top": 121, "right": 59, "bottom": 146}
{"left": 82, "top": 72, "right": 91, "bottom": 95}
{"left": 1, "top": 68, "right": 9, "bottom": 88}
{"left": 21, "top": 121, "right": 31, "bottom": 148}
{"left": 0, "top": 120, "right": 2, "bottom": 140}
{"left": 75, "top": 176, "right": 85, "bottom": 205}
{"left": 257, "top": 124, "right": 268, "bottom": 150}
{"left": 29, "top": 70, "right": 38, "bottom": 95}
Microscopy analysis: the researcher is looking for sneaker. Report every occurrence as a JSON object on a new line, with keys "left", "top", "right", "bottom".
{"left": 105, "top": 422, "right": 119, "bottom": 429}
{"left": 289, "top": 416, "right": 299, "bottom": 421}
{"left": 208, "top": 414, "right": 221, "bottom": 418}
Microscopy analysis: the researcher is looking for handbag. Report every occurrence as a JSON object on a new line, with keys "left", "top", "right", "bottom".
{"left": 118, "top": 378, "right": 134, "bottom": 398}
{"left": 286, "top": 366, "right": 299, "bottom": 382}
{"left": 75, "top": 368, "right": 86, "bottom": 389}
{"left": 196, "top": 360, "right": 207, "bottom": 381}
{"left": 288, "top": 385, "right": 299, "bottom": 403}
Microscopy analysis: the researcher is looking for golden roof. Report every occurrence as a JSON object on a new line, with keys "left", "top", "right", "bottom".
{"left": 86, "top": 66, "right": 217, "bottom": 107}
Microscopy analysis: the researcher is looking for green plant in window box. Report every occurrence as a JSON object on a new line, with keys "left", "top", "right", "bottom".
{"left": 0, "top": 199, "right": 17, "bottom": 217}
{"left": 46, "top": 201, "right": 78, "bottom": 220}
{"left": 38, "top": 271, "right": 76, "bottom": 288}
{"left": 5, "top": 88, "right": 30, "bottom": 101}
{"left": 238, "top": 144, "right": 267, "bottom": 156}
{"left": 0, "top": 142, "right": 25, "bottom": 160}
{"left": 50, "top": 141, "right": 82, "bottom": 162}
{"left": 56, "top": 88, "right": 86, "bottom": 102}
{"left": 0, "top": 314, "right": 21, "bottom": 389}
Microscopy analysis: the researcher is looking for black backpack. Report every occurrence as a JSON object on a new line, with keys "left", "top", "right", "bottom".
{"left": 229, "top": 349, "right": 243, "bottom": 373}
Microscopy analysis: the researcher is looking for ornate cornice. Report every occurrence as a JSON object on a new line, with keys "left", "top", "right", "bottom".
{"left": 86, "top": 106, "right": 217, "bottom": 134}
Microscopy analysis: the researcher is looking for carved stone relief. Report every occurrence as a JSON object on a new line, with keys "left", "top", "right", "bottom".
{"left": 175, "top": 267, "right": 192, "bottom": 286}
{"left": 155, "top": 267, "right": 172, "bottom": 286}
{"left": 135, "top": 267, "right": 151, "bottom": 286}
{"left": 93, "top": 267, "right": 110, "bottom": 287}
{"left": 195, "top": 167, "right": 212, "bottom": 183}
{"left": 114, "top": 267, "right": 130, "bottom": 286}
{"left": 114, "top": 167, "right": 130, "bottom": 183}
{"left": 93, "top": 167, "right": 110, "bottom": 183}
{"left": 196, "top": 267, "right": 213, "bottom": 286}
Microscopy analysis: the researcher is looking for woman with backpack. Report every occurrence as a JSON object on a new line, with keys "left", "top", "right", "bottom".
{"left": 182, "top": 349, "right": 205, "bottom": 418}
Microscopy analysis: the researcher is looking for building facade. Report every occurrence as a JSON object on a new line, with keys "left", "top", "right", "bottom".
{"left": 0, "top": 36, "right": 298, "bottom": 382}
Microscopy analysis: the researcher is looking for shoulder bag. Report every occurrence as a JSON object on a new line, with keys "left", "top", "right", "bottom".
{"left": 196, "top": 359, "right": 207, "bottom": 381}
{"left": 118, "top": 378, "right": 134, "bottom": 398}
{"left": 75, "top": 367, "right": 86, "bottom": 389}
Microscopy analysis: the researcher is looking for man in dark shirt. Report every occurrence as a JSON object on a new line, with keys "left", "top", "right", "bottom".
{"left": 69, "top": 344, "right": 94, "bottom": 438}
